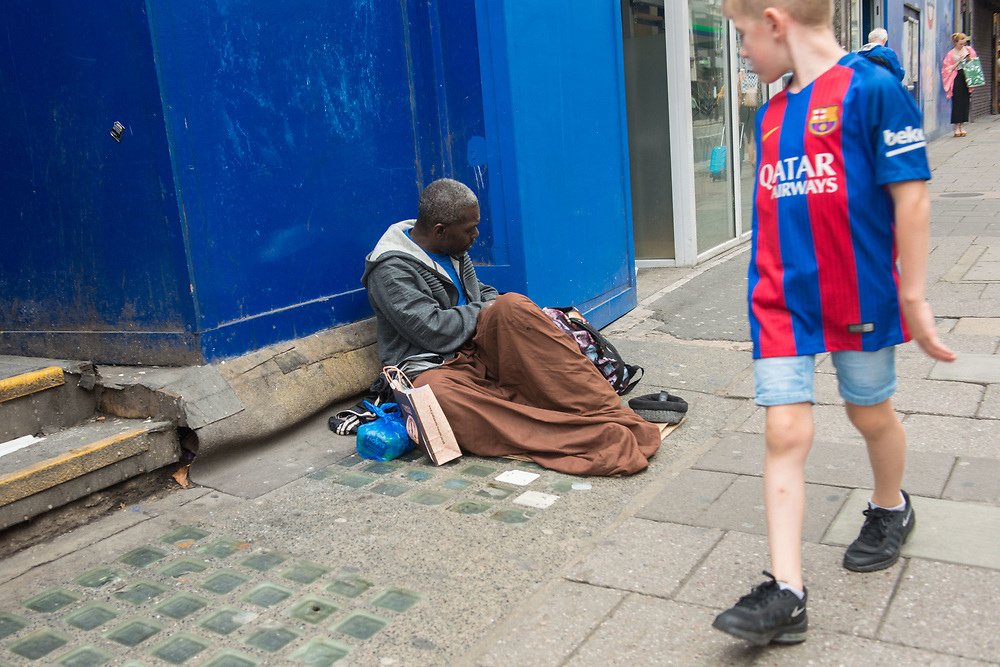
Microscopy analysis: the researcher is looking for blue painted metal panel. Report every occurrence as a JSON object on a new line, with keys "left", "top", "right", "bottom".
{"left": 473, "top": 1, "right": 638, "bottom": 326}
{"left": 146, "top": 0, "right": 426, "bottom": 360}
{"left": 0, "top": 1, "right": 193, "bottom": 344}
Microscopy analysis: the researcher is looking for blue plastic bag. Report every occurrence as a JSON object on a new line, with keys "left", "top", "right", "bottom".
{"left": 356, "top": 401, "right": 414, "bottom": 461}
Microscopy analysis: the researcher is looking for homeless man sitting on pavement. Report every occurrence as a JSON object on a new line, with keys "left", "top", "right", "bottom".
{"left": 361, "top": 178, "right": 661, "bottom": 476}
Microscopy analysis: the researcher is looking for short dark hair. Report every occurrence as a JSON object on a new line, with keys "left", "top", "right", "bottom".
{"left": 416, "top": 179, "right": 478, "bottom": 229}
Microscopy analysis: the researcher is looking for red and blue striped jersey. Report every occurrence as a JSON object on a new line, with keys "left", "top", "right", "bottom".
{"left": 748, "top": 53, "right": 931, "bottom": 359}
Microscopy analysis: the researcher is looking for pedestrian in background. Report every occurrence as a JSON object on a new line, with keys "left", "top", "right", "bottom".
{"left": 942, "top": 32, "right": 977, "bottom": 137}
{"left": 857, "top": 27, "right": 905, "bottom": 81}
{"left": 713, "top": 0, "right": 956, "bottom": 647}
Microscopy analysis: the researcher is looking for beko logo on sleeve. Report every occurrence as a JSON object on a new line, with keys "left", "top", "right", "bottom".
{"left": 883, "top": 126, "right": 926, "bottom": 156}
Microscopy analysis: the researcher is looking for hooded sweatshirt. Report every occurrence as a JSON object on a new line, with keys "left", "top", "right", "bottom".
{"left": 362, "top": 220, "right": 498, "bottom": 375}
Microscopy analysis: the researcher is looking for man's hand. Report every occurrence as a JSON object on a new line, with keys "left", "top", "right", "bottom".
{"left": 899, "top": 298, "right": 957, "bottom": 362}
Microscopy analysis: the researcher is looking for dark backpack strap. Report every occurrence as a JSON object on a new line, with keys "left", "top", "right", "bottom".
{"left": 568, "top": 317, "right": 642, "bottom": 394}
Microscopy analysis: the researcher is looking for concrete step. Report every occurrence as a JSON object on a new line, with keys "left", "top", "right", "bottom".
{"left": 0, "top": 416, "right": 179, "bottom": 530}
{"left": 0, "top": 359, "right": 99, "bottom": 442}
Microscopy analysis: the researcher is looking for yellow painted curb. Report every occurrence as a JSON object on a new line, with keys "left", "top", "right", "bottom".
{"left": 0, "top": 429, "right": 149, "bottom": 506}
{"left": 0, "top": 366, "right": 65, "bottom": 403}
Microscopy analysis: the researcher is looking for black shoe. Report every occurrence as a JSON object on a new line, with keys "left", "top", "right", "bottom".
{"left": 843, "top": 490, "right": 915, "bottom": 572}
{"left": 712, "top": 572, "right": 808, "bottom": 646}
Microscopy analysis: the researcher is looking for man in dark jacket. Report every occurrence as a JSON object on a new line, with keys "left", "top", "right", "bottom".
{"left": 361, "top": 178, "right": 660, "bottom": 475}
{"left": 857, "top": 27, "right": 905, "bottom": 81}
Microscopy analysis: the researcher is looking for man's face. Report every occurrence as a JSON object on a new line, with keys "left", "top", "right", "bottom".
{"left": 437, "top": 204, "right": 480, "bottom": 256}
{"left": 732, "top": 13, "right": 789, "bottom": 85}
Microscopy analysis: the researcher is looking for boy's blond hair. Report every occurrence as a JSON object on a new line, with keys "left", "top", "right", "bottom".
{"left": 722, "top": 0, "right": 833, "bottom": 27}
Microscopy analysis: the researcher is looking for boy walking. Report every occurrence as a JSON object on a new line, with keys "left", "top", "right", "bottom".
{"left": 713, "top": 0, "right": 956, "bottom": 646}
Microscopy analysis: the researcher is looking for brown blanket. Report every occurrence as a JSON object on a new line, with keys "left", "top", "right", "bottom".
{"left": 414, "top": 293, "right": 660, "bottom": 475}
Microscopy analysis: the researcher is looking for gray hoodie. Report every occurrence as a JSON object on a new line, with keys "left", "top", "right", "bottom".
{"left": 362, "top": 220, "right": 498, "bottom": 376}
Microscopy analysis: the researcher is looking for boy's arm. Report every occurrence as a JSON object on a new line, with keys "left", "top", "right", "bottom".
{"left": 888, "top": 180, "right": 957, "bottom": 362}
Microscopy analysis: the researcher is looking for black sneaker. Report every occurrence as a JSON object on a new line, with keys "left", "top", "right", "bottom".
{"left": 712, "top": 572, "right": 808, "bottom": 646}
{"left": 843, "top": 489, "right": 915, "bottom": 572}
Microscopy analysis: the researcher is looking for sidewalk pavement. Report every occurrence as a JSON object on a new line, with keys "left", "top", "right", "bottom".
{"left": 2, "top": 117, "right": 1000, "bottom": 666}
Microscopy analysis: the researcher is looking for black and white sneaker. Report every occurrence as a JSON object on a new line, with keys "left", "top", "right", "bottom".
{"left": 712, "top": 572, "right": 808, "bottom": 646}
{"left": 843, "top": 489, "right": 915, "bottom": 572}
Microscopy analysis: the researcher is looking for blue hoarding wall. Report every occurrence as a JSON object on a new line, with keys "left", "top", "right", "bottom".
{"left": 0, "top": 0, "right": 196, "bottom": 363}
{"left": 1, "top": 0, "right": 638, "bottom": 365}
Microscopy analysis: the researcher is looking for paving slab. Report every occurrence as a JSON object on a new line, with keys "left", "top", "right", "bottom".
{"left": 473, "top": 580, "right": 624, "bottom": 667}
{"left": 692, "top": 432, "right": 954, "bottom": 498}
{"left": 879, "top": 560, "right": 1000, "bottom": 662}
{"left": 930, "top": 353, "right": 1000, "bottom": 384}
{"left": 894, "top": 376, "right": 984, "bottom": 417}
{"left": 676, "top": 532, "right": 902, "bottom": 638}
{"left": 635, "top": 469, "right": 736, "bottom": 525}
{"left": 977, "top": 384, "right": 1000, "bottom": 419}
{"left": 944, "top": 458, "right": 1000, "bottom": 504}
{"left": 900, "top": 414, "right": 1000, "bottom": 458}
{"left": 952, "top": 318, "right": 1000, "bottom": 336}
{"left": 563, "top": 593, "right": 990, "bottom": 666}
{"left": 566, "top": 518, "right": 721, "bottom": 598}
{"left": 824, "top": 490, "right": 1000, "bottom": 570}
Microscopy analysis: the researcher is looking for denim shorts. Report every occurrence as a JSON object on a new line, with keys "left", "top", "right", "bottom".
{"left": 754, "top": 347, "right": 897, "bottom": 407}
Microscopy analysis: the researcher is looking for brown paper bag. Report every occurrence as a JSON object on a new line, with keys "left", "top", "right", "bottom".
{"left": 382, "top": 367, "right": 462, "bottom": 465}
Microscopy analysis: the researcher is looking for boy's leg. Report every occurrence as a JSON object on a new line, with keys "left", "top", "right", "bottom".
{"left": 845, "top": 399, "right": 905, "bottom": 508}
{"left": 834, "top": 349, "right": 915, "bottom": 572}
{"left": 764, "top": 402, "right": 814, "bottom": 591}
{"left": 713, "top": 356, "right": 813, "bottom": 646}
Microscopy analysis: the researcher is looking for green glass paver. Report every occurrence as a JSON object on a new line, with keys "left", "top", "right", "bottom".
{"left": 63, "top": 602, "right": 119, "bottom": 631}
{"left": 371, "top": 587, "right": 424, "bottom": 613}
{"left": 121, "top": 662, "right": 150, "bottom": 667}
{"left": 289, "top": 638, "right": 353, "bottom": 666}
{"left": 403, "top": 470, "right": 433, "bottom": 482}
{"left": 160, "top": 526, "right": 210, "bottom": 548}
{"left": 8, "top": 628, "right": 71, "bottom": 660}
{"left": 242, "top": 582, "right": 294, "bottom": 608}
{"left": 279, "top": 561, "right": 330, "bottom": 585}
{"left": 148, "top": 632, "right": 212, "bottom": 664}
{"left": 198, "top": 606, "right": 255, "bottom": 636}
{"left": 550, "top": 479, "right": 575, "bottom": 493}
{"left": 158, "top": 557, "right": 211, "bottom": 579}
{"left": 451, "top": 499, "right": 492, "bottom": 515}
{"left": 242, "top": 625, "right": 301, "bottom": 652}
{"left": 55, "top": 644, "right": 114, "bottom": 667}
{"left": 324, "top": 574, "right": 372, "bottom": 599}
{"left": 113, "top": 579, "right": 169, "bottom": 605}
{"left": 153, "top": 593, "right": 210, "bottom": 620}
{"left": 409, "top": 490, "right": 451, "bottom": 506}
{"left": 200, "top": 648, "right": 262, "bottom": 667}
{"left": 238, "top": 550, "right": 289, "bottom": 572}
{"left": 117, "top": 545, "right": 169, "bottom": 568}
{"left": 0, "top": 611, "right": 28, "bottom": 639}
{"left": 199, "top": 570, "right": 250, "bottom": 594}
{"left": 23, "top": 587, "right": 82, "bottom": 613}
{"left": 362, "top": 461, "right": 400, "bottom": 475}
{"left": 491, "top": 508, "right": 536, "bottom": 524}
{"left": 460, "top": 463, "right": 497, "bottom": 477}
{"left": 371, "top": 482, "right": 410, "bottom": 497}
{"left": 476, "top": 483, "right": 516, "bottom": 501}
{"left": 442, "top": 477, "right": 474, "bottom": 490}
{"left": 334, "top": 471, "right": 378, "bottom": 488}
{"left": 105, "top": 618, "right": 164, "bottom": 647}
{"left": 332, "top": 610, "right": 390, "bottom": 640}
{"left": 335, "top": 454, "right": 364, "bottom": 467}
{"left": 396, "top": 447, "right": 425, "bottom": 462}
{"left": 74, "top": 566, "right": 127, "bottom": 588}
{"left": 307, "top": 466, "right": 339, "bottom": 480}
{"left": 196, "top": 537, "right": 248, "bottom": 559}
{"left": 284, "top": 596, "right": 341, "bottom": 624}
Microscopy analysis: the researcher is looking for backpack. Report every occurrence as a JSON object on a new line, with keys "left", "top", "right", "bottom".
{"left": 542, "top": 306, "right": 643, "bottom": 395}
{"left": 858, "top": 45, "right": 894, "bottom": 74}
